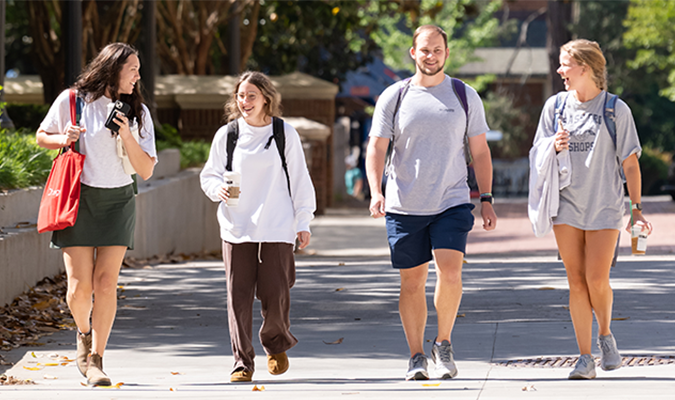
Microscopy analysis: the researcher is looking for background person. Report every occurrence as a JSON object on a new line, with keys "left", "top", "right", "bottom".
{"left": 365, "top": 25, "right": 497, "bottom": 381}
{"left": 530, "top": 39, "right": 651, "bottom": 380}
{"left": 200, "top": 71, "right": 316, "bottom": 383}
{"left": 36, "top": 42, "right": 157, "bottom": 386}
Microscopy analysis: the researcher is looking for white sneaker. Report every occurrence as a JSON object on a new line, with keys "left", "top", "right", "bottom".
{"left": 431, "top": 340, "right": 458, "bottom": 379}
{"left": 569, "top": 354, "right": 596, "bottom": 380}
{"left": 598, "top": 333, "right": 622, "bottom": 371}
{"left": 405, "top": 353, "right": 429, "bottom": 381}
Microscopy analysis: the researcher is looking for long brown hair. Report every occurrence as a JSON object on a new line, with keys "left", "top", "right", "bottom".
{"left": 75, "top": 42, "right": 146, "bottom": 136}
{"left": 224, "top": 71, "right": 282, "bottom": 122}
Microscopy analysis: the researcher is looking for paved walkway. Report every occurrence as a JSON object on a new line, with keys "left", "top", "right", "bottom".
{"left": 1, "top": 196, "right": 674, "bottom": 399}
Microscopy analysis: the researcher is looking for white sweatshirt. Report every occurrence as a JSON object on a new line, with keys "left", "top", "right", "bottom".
{"left": 528, "top": 133, "right": 571, "bottom": 237}
{"left": 200, "top": 118, "right": 316, "bottom": 244}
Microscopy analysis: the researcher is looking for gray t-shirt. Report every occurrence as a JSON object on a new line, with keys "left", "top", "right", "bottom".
{"left": 369, "top": 75, "right": 489, "bottom": 215}
{"left": 535, "top": 91, "right": 641, "bottom": 230}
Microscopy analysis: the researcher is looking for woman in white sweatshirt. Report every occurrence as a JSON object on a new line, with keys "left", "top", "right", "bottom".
{"left": 200, "top": 71, "right": 316, "bottom": 383}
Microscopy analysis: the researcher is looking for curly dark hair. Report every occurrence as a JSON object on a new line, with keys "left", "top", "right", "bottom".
{"left": 74, "top": 42, "right": 146, "bottom": 136}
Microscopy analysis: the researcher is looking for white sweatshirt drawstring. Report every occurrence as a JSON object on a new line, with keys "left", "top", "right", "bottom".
{"left": 257, "top": 242, "right": 263, "bottom": 263}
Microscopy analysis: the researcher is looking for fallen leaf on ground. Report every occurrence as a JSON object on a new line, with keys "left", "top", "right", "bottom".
{"left": 522, "top": 384, "right": 536, "bottom": 391}
{"left": 323, "top": 338, "right": 344, "bottom": 345}
{"left": 338, "top": 262, "right": 346, "bottom": 266}
{"left": 252, "top": 385, "right": 265, "bottom": 391}
{"left": 0, "top": 374, "right": 35, "bottom": 385}
{"left": 538, "top": 287, "right": 555, "bottom": 290}
{"left": 23, "top": 366, "right": 43, "bottom": 371}
{"left": 170, "top": 371, "right": 184, "bottom": 375}
{"left": 562, "top": 305, "right": 569, "bottom": 310}
{"left": 170, "top": 387, "right": 176, "bottom": 391}
{"left": 335, "top": 288, "right": 345, "bottom": 292}
{"left": 37, "top": 363, "right": 59, "bottom": 367}
{"left": 421, "top": 382, "right": 441, "bottom": 387}
{"left": 612, "top": 317, "right": 630, "bottom": 321}
{"left": 43, "top": 374, "right": 57, "bottom": 380}
{"left": 457, "top": 313, "right": 466, "bottom": 317}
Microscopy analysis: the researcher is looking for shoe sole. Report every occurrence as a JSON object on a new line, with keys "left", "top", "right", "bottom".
{"left": 601, "top": 363, "right": 622, "bottom": 371}
{"left": 568, "top": 371, "right": 596, "bottom": 380}
{"left": 438, "top": 370, "right": 458, "bottom": 379}
{"left": 405, "top": 371, "right": 429, "bottom": 381}
{"left": 88, "top": 378, "right": 112, "bottom": 387}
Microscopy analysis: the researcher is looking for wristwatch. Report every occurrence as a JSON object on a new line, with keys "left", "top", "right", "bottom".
{"left": 480, "top": 195, "right": 494, "bottom": 205}
{"left": 631, "top": 203, "right": 642, "bottom": 211}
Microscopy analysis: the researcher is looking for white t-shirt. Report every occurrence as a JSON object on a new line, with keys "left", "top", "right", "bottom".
{"left": 40, "top": 90, "right": 157, "bottom": 188}
{"left": 369, "top": 75, "right": 490, "bottom": 215}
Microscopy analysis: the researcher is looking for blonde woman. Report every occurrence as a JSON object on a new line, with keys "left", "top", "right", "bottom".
{"left": 200, "top": 71, "right": 316, "bottom": 383}
{"left": 530, "top": 39, "right": 651, "bottom": 379}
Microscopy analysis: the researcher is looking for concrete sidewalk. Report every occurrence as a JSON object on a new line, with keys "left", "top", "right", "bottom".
{"left": 2, "top": 196, "right": 675, "bottom": 399}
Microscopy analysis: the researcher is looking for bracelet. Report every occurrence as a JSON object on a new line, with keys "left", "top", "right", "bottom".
{"left": 479, "top": 192, "right": 492, "bottom": 198}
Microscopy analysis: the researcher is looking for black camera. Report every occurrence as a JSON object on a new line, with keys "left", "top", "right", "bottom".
{"left": 105, "top": 100, "right": 131, "bottom": 133}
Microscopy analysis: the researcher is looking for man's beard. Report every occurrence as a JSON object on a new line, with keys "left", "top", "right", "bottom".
{"left": 416, "top": 58, "right": 445, "bottom": 76}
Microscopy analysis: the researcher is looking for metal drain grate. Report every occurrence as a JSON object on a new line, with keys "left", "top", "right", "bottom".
{"left": 496, "top": 355, "right": 675, "bottom": 368}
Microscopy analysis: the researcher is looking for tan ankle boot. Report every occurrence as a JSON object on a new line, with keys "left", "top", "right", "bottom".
{"left": 86, "top": 353, "right": 112, "bottom": 386}
{"left": 76, "top": 331, "right": 91, "bottom": 377}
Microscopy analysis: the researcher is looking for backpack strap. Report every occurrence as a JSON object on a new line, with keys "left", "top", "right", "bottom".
{"left": 553, "top": 91, "right": 568, "bottom": 135}
{"left": 385, "top": 78, "right": 412, "bottom": 176}
{"left": 603, "top": 92, "right": 625, "bottom": 182}
{"left": 225, "top": 120, "right": 239, "bottom": 172}
{"left": 451, "top": 77, "right": 471, "bottom": 165}
{"left": 604, "top": 92, "right": 618, "bottom": 148}
{"left": 270, "top": 117, "right": 292, "bottom": 197}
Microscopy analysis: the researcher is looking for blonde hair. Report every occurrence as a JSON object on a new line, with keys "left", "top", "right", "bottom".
{"left": 561, "top": 39, "right": 607, "bottom": 91}
{"left": 224, "top": 71, "right": 282, "bottom": 122}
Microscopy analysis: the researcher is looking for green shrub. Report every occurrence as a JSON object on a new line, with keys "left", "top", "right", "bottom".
{"left": 179, "top": 140, "right": 211, "bottom": 169}
{"left": 154, "top": 123, "right": 211, "bottom": 169}
{"left": 639, "top": 147, "right": 670, "bottom": 195}
{"left": 0, "top": 130, "right": 58, "bottom": 190}
{"left": 4, "top": 103, "right": 51, "bottom": 131}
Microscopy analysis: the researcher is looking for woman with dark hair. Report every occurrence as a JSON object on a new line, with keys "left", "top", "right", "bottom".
{"left": 529, "top": 39, "right": 651, "bottom": 379}
{"left": 36, "top": 42, "right": 157, "bottom": 386}
{"left": 200, "top": 71, "right": 316, "bottom": 383}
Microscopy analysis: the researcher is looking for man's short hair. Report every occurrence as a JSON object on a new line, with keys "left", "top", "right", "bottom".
{"left": 412, "top": 25, "right": 448, "bottom": 49}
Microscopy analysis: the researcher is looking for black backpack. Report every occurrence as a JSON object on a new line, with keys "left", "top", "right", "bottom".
{"left": 225, "top": 117, "right": 292, "bottom": 197}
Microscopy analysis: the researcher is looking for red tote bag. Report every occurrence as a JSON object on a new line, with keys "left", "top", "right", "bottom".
{"left": 37, "top": 90, "right": 86, "bottom": 233}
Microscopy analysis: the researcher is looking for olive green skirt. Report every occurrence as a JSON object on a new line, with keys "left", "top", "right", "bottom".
{"left": 51, "top": 183, "right": 136, "bottom": 249}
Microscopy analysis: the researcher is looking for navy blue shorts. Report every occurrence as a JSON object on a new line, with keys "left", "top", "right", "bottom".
{"left": 385, "top": 204, "right": 475, "bottom": 269}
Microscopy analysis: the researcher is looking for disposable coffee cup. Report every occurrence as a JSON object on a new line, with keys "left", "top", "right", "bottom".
{"left": 223, "top": 171, "right": 241, "bottom": 207}
{"left": 631, "top": 225, "right": 647, "bottom": 255}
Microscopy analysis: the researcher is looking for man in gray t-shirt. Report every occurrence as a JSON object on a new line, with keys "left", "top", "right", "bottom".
{"left": 365, "top": 25, "right": 497, "bottom": 381}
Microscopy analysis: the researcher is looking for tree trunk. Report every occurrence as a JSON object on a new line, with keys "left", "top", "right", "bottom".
{"left": 546, "top": 0, "right": 573, "bottom": 94}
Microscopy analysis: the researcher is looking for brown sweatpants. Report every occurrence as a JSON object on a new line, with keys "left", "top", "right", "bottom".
{"left": 222, "top": 241, "right": 298, "bottom": 373}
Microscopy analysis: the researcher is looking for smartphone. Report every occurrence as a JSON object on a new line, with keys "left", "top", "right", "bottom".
{"left": 105, "top": 100, "right": 131, "bottom": 133}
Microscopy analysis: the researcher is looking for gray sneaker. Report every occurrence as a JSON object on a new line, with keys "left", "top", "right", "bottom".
{"left": 568, "top": 354, "right": 596, "bottom": 380}
{"left": 405, "top": 353, "right": 429, "bottom": 381}
{"left": 598, "top": 333, "right": 622, "bottom": 371}
{"left": 431, "top": 340, "right": 458, "bottom": 379}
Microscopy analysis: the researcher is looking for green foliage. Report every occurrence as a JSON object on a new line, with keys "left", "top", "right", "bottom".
{"left": 178, "top": 141, "right": 211, "bottom": 169}
{"left": 368, "top": 0, "right": 503, "bottom": 74}
{"left": 639, "top": 147, "right": 670, "bottom": 195}
{"left": 4, "top": 104, "right": 51, "bottom": 131}
{"left": 571, "top": 0, "right": 675, "bottom": 151}
{"left": 249, "top": 1, "right": 380, "bottom": 85}
{"left": 483, "top": 91, "right": 529, "bottom": 159}
{"left": 0, "top": 129, "right": 58, "bottom": 191}
{"left": 624, "top": 0, "right": 675, "bottom": 100}
{"left": 155, "top": 123, "right": 210, "bottom": 169}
